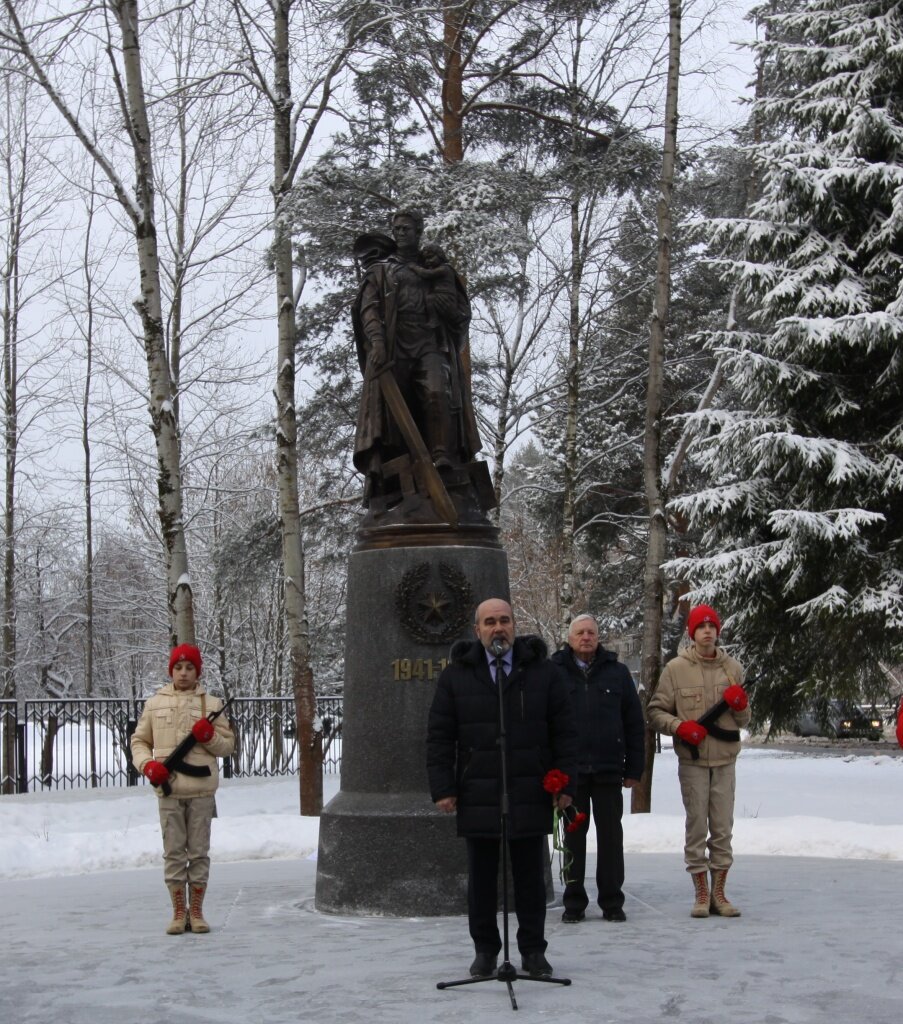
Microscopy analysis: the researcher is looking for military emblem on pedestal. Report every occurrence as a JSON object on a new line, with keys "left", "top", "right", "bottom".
{"left": 396, "top": 562, "right": 473, "bottom": 645}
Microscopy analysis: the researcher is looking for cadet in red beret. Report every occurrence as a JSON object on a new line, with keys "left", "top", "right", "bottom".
{"left": 131, "top": 643, "right": 234, "bottom": 934}
{"left": 647, "top": 605, "right": 750, "bottom": 918}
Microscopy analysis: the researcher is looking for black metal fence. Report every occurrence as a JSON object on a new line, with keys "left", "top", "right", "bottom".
{"left": 0, "top": 695, "right": 342, "bottom": 794}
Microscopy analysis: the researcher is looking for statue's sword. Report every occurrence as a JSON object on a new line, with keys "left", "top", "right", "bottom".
{"left": 375, "top": 363, "right": 459, "bottom": 527}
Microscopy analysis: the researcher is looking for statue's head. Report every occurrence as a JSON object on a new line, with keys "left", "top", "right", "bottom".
{"left": 420, "top": 241, "right": 446, "bottom": 268}
{"left": 391, "top": 209, "right": 424, "bottom": 254}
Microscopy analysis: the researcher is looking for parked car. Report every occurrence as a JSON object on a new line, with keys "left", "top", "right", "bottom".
{"left": 792, "top": 700, "right": 883, "bottom": 740}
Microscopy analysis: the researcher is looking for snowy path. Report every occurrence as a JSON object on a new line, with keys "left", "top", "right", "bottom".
{"left": 1, "top": 748, "right": 902, "bottom": 1022}
{"left": 1, "top": 853, "right": 900, "bottom": 1024}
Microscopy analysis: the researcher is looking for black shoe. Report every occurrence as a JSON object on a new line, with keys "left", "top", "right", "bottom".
{"left": 521, "top": 952, "right": 553, "bottom": 978}
{"left": 469, "top": 952, "right": 498, "bottom": 978}
{"left": 602, "top": 908, "right": 627, "bottom": 922}
{"left": 561, "top": 909, "right": 585, "bottom": 923}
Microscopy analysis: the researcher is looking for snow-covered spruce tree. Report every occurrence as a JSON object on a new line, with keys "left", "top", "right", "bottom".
{"left": 668, "top": 0, "right": 903, "bottom": 727}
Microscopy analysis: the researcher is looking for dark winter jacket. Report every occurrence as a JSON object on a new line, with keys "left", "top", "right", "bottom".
{"left": 551, "top": 645, "right": 645, "bottom": 781}
{"left": 426, "top": 635, "right": 577, "bottom": 838}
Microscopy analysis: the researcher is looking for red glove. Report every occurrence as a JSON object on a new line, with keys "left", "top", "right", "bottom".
{"left": 896, "top": 700, "right": 902, "bottom": 749}
{"left": 143, "top": 760, "right": 170, "bottom": 786}
{"left": 192, "top": 718, "right": 215, "bottom": 743}
{"left": 676, "top": 720, "right": 708, "bottom": 746}
{"left": 723, "top": 684, "right": 749, "bottom": 711}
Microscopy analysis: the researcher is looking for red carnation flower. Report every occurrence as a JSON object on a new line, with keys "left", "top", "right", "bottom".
{"left": 542, "top": 769, "right": 569, "bottom": 794}
{"left": 565, "top": 811, "right": 588, "bottom": 834}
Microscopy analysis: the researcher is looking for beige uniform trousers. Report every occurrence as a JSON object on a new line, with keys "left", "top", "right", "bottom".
{"left": 677, "top": 761, "right": 736, "bottom": 874}
{"left": 158, "top": 794, "right": 216, "bottom": 886}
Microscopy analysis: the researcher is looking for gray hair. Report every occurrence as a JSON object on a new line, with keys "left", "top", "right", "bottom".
{"left": 569, "top": 613, "right": 598, "bottom": 631}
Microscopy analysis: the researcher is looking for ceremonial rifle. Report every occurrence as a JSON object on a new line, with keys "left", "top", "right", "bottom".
{"left": 679, "top": 680, "right": 757, "bottom": 761}
{"left": 152, "top": 698, "right": 234, "bottom": 797}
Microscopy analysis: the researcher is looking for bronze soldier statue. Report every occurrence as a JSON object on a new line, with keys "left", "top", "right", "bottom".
{"left": 351, "top": 210, "right": 493, "bottom": 535}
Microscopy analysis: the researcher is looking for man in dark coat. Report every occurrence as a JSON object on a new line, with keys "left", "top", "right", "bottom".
{"left": 550, "top": 614, "right": 645, "bottom": 923}
{"left": 427, "top": 598, "right": 577, "bottom": 980}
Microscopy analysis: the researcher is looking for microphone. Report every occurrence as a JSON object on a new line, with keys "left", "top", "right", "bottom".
{"left": 490, "top": 638, "right": 508, "bottom": 657}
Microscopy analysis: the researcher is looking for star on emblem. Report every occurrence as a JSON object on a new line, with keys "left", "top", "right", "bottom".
{"left": 419, "top": 591, "right": 450, "bottom": 624}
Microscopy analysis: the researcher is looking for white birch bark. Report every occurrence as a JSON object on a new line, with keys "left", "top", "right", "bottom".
{"left": 229, "top": 0, "right": 402, "bottom": 813}
{"left": 2, "top": 0, "right": 194, "bottom": 643}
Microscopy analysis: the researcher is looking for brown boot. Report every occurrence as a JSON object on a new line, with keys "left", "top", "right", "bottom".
{"left": 690, "top": 871, "right": 710, "bottom": 918}
{"left": 188, "top": 884, "right": 210, "bottom": 933}
{"left": 710, "top": 869, "right": 741, "bottom": 917}
{"left": 166, "top": 885, "right": 188, "bottom": 935}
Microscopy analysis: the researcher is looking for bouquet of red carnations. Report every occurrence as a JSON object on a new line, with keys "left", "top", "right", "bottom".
{"left": 542, "top": 769, "right": 587, "bottom": 885}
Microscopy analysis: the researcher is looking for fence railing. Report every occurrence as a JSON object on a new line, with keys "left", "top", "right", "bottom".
{"left": 0, "top": 695, "right": 342, "bottom": 794}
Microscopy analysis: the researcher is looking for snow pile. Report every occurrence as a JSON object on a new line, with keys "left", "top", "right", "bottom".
{"left": 1, "top": 749, "right": 901, "bottom": 881}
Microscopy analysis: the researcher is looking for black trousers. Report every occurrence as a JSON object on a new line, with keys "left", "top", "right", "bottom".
{"left": 466, "top": 835, "right": 547, "bottom": 956}
{"left": 562, "top": 774, "right": 625, "bottom": 913}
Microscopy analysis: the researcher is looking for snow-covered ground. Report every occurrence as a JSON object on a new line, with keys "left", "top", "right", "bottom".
{"left": 2, "top": 746, "right": 902, "bottom": 1024}
{"left": 2, "top": 745, "right": 901, "bottom": 880}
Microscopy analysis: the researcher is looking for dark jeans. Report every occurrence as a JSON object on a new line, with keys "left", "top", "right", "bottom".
{"left": 466, "top": 835, "right": 547, "bottom": 956}
{"left": 562, "top": 774, "right": 625, "bottom": 914}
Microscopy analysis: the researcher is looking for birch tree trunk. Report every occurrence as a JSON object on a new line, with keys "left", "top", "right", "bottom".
{"left": 632, "top": 0, "right": 681, "bottom": 814}
{"left": 113, "top": 1, "right": 193, "bottom": 645}
{"left": 3, "top": 0, "right": 195, "bottom": 645}
{"left": 229, "top": 0, "right": 398, "bottom": 813}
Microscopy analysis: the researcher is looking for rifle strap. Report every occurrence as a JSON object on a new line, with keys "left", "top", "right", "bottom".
{"left": 169, "top": 761, "right": 211, "bottom": 778}
{"left": 707, "top": 724, "right": 741, "bottom": 743}
{"left": 685, "top": 723, "right": 741, "bottom": 761}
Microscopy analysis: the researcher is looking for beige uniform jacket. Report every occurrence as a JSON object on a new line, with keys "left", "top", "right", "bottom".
{"left": 131, "top": 683, "right": 235, "bottom": 798}
{"left": 647, "top": 646, "right": 750, "bottom": 767}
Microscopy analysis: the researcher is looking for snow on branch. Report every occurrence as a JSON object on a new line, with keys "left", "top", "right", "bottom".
{"left": 786, "top": 585, "right": 851, "bottom": 622}
{"left": 768, "top": 508, "right": 885, "bottom": 543}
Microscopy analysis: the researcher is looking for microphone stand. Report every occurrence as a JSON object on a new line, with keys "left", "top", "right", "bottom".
{"left": 437, "top": 643, "right": 571, "bottom": 1010}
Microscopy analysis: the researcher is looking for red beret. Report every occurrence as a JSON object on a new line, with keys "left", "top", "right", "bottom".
{"left": 687, "top": 605, "right": 721, "bottom": 638}
{"left": 168, "top": 643, "right": 202, "bottom": 677}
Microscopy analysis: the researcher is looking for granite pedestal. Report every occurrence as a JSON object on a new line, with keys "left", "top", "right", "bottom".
{"left": 316, "top": 543, "right": 510, "bottom": 916}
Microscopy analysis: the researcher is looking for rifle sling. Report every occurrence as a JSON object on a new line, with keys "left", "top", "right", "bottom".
{"left": 706, "top": 724, "right": 741, "bottom": 743}
{"left": 168, "top": 760, "right": 212, "bottom": 778}
{"left": 684, "top": 723, "right": 742, "bottom": 761}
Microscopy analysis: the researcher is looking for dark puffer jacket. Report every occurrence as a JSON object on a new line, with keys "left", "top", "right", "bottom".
{"left": 427, "top": 635, "right": 577, "bottom": 839}
{"left": 550, "top": 645, "right": 645, "bottom": 781}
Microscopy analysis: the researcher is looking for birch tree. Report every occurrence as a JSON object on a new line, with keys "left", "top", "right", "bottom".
{"left": 227, "top": 0, "right": 404, "bottom": 814}
{"left": 2, "top": 0, "right": 195, "bottom": 644}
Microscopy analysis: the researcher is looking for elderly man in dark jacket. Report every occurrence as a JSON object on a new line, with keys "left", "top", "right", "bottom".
{"left": 427, "top": 598, "right": 577, "bottom": 981}
{"left": 550, "top": 614, "right": 645, "bottom": 923}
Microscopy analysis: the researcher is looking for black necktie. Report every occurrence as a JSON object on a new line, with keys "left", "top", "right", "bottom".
{"left": 494, "top": 658, "right": 508, "bottom": 686}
